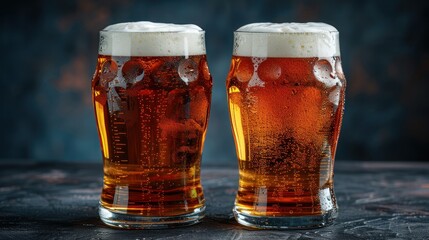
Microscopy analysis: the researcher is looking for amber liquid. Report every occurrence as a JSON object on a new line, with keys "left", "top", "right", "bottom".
{"left": 92, "top": 55, "right": 212, "bottom": 216}
{"left": 227, "top": 56, "right": 345, "bottom": 217}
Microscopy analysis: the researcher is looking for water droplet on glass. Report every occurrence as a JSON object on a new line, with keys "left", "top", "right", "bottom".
{"left": 335, "top": 58, "right": 345, "bottom": 80}
{"left": 313, "top": 58, "right": 336, "bottom": 87}
{"left": 258, "top": 58, "right": 282, "bottom": 82}
{"left": 178, "top": 59, "right": 198, "bottom": 83}
{"left": 236, "top": 57, "right": 253, "bottom": 82}
{"left": 100, "top": 60, "right": 118, "bottom": 88}
{"left": 122, "top": 59, "right": 144, "bottom": 85}
{"left": 329, "top": 86, "right": 341, "bottom": 106}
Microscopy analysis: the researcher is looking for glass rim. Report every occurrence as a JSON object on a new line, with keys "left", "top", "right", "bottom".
{"left": 100, "top": 29, "right": 205, "bottom": 34}
{"left": 234, "top": 30, "right": 339, "bottom": 34}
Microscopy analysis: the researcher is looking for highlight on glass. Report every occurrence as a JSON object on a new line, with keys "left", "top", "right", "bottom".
{"left": 226, "top": 22, "right": 346, "bottom": 229}
{"left": 91, "top": 21, "right": 212, "bottom": 229}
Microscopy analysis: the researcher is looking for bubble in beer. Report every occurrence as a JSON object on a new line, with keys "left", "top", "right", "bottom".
{"left": 153, "top": 61, "right": 186, "bottom": 89}
{"left": 313, "top": 59, "right": 336, "bottom": 87}
{"left": 178, "top": 59, "right": 198, "bottom": 83}
{"left": 122, "top": 59, "right": 145, "bottom": 85}
{"left": 140, "top": 59, "right": 163, "bottom": 75}
{"left": 236, "top": 58, "right": 254, "bottom": 82}
{"left": 100, "top": 60, "right": 118, "bottom": 88}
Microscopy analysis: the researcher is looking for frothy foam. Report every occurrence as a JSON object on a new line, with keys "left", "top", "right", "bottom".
{"left": 234, "top": 22, "right": 340, "bottom": 58}
{"left": 99, "top": 21, "right": 205, "bottom": 56}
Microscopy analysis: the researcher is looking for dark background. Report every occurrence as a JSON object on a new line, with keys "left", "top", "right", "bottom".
{"left": 1, "top": 0, "right": 428, "bottom": 164}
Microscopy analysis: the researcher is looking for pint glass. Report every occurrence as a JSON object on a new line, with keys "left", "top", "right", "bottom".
{"left": 91, "top": 22, "right": 212, "bottom": 229}
{"left": 226, "top": 23, "right": 346, "bottom": 229}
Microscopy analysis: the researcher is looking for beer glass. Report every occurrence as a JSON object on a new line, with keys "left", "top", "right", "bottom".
{"left": 226, "top": 23, "right": 346, "bottom": 229}
{"left": 91, "top": 21, "right": 212, "bottom": 229}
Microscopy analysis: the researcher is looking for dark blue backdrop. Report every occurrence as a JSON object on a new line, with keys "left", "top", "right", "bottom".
{"left": 1, "top": 0, "right": 428, "bottom": 163}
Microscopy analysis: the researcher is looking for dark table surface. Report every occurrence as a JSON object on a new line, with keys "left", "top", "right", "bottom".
{"left": 0, "top": 161, "right": 428, "bottom": 240}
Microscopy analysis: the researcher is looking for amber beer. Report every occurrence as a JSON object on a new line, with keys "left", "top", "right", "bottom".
{"left": 227, "top": 23, "right": 346, "bottom": 229}
{"left": 91, "top": 22, "right": 212, "bottom": 229}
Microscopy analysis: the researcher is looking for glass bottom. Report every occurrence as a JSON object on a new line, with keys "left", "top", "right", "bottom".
{"left": 233, "top": 207, "right": 338, "bottom": 229}
{"left": 99, "top": 205, "right": 205, "bottom": 229}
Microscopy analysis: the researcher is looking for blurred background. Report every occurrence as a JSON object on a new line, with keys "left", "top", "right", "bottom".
{"left": 1, "top": 0, "right": 428, "bottom": 164}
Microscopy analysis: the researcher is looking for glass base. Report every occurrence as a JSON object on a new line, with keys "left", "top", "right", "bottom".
{"left": 233, "top": 207, "right": 338, "bottom": 229}
{"left": 99, "top": 205, "right": 205, "bottom": 229}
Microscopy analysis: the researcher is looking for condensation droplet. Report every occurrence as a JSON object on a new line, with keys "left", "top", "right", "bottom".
{"left": 329, "top": 87, "right": 341, "bottom": 106}
{"left": 122, "top": 59, "right": 145, "bottom": 85}
{"left": 100, "top": 60, "right": 118, "bottom": 88}
{"left": 99, "top": 35, "right": 107, "bottom": 53}
{"left": 313, "top": 58, "right": 336, "bottom": 87}
{"left": 335, "top": 58, "right": 345, "bottom": 80}
{"left": 258, "top": 58, "right": 282, "bottom": 82}
{"left": 178, "top": 59, "right": 198, "bottom": 83}
{"left": 236, "top": 58, "right": 253, "bottom": 82}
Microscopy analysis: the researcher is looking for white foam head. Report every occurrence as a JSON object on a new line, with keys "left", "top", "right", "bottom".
{"left": 99, "top": 21, "right": 205, "bottom": 56}
{"left": 234, "top": 22, "right": 340, "bottom": 58}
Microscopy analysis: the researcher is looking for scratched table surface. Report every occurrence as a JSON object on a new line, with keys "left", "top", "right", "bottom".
{"left": 0, "top": 161, "right": 428, "bottom": 240}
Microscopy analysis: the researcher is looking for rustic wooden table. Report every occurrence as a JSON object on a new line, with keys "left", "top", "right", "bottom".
{"left": 0, "top": 161, "right": 428, "bottom": 239}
